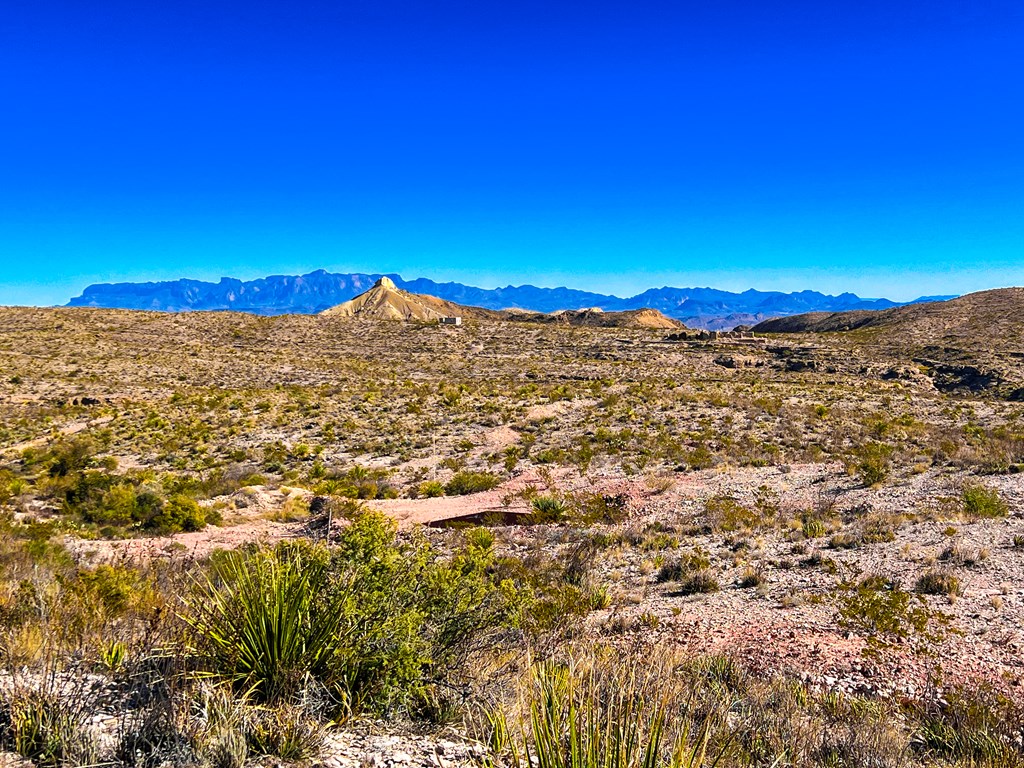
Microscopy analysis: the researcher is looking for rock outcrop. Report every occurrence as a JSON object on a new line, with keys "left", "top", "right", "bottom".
{"left": 752, "top": 288, "right": 1024, "bottom": 398}
{"left": 320, "top": 277, "right": 492, "bottom": 322}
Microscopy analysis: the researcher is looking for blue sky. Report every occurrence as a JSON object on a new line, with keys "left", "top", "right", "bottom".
{"left": 2, "top": 0, "right": 1023, "bottom": 305}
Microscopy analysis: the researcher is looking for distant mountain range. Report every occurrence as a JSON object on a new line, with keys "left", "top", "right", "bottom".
{"left": 66, "top": 269, "right": 955, "bottom": 330}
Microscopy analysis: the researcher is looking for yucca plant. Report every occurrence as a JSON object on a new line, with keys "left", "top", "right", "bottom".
{"left": 183, "top": 543, "right": 338, "bottom": 702}
{"left": 530, "top": 496, "right": 567, "bottom": 523}
{"left": 183, "top": 513, "right": 517, "bottom": 713}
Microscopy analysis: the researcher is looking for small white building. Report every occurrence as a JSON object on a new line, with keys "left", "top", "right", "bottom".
{"left": 440, "top": 316, "right": 463, "bottom": 326}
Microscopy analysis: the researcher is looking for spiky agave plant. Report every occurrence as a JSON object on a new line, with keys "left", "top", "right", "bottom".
{"left": 183, "top": 543, "right": 339, "bottom": 702}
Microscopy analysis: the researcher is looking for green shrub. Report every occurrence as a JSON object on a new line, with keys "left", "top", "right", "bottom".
{"left": 417, "top": 480, "right": 445, "bottom": 498}
{"left": 686, "top": 444, "right": 714, "bottom": 470}
{"left": 850, "top": 442, "right": 893, "bottom": 487}
{"left": 673, "top": 571, "right": 720, "bottom": 596}
{"left": 706, "top": 495, "right": 760, "bottom": 532}
{"left": 45, "top": 437, "right": 99, "bottom": 479}
{"left": 834, "top": 575, "right": 953, "bottom": 659}
{"left": 91, "top": 483, "right": 138, "bottom": 526}
{"left": 569, "top": 492, "right": 629, "bottom": 525}
{"left": 529, "top": 495, "right": 566, "bottom": 523}
{"left": 149, "top": 494, "right": 207, "bottom": 534}
{"left": 312, "top": 466, "right": 397, "bottom": 500}
{"left": 961, "top": 483, "right": 1008, "bottom": 519}
{"left": 533, "top": 448, "right": 567, "bottom": 465}
{"left": 0, "top": 470, "right": 24, "bottom": 505}
{"left": 184, "top": 513, "right": 519, "bottom": 711}
{"left": 445, "top": 471, "right": 500, "bottom": 496}
{"left": 656, "top": 549, "right": 711, "bottom": 583}
{"left": 915, "top": 570, "right": 961, "bottom": 597}
{"left": 71, "top": 563, "right": 157, "bottom": 618}
{"left": 521, "top": 584, "right": 593, "bottom": 635}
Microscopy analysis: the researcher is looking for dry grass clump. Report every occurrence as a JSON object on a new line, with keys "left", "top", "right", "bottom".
{"left": 908, "top": 686, "right": 1024, "bottom": 768}
{"left": 0, "top": 673, "right": 99, "bottom": 767}
{"left": 915, "top": 570, "right": 962, "bottom": 597}
{"left": 483, "top": 645, "right": 1024, "bottom": 768}
{"left": 655, "top": 549, "right": 711, "bottom": 583}
{"left": 478, "top": 646, "right": 936, "bottom": 768}
{"left": 737, "top": 567, "right": 764, "bottom": 588}
{"left": 655, "top": 550, "right": 720, "bottom": 596}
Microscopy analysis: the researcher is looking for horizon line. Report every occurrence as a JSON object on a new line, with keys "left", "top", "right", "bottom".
{"left": 64, "top": 267, "right": 964, "bottom": 306}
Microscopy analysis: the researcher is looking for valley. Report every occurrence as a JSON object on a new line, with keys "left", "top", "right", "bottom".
{"left": 0, "top": 292, "right": 1023, "bottom": 767}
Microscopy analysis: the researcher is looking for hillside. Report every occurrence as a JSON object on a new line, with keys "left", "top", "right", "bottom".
{"left": 753, "top": 288, "right": 1024, "bottom": 397}
{"left": 2, "top": 301, "right": 1024, "bottom": 764}
{"left": 65, "top": 269, "right": 953, "bottom": 329}
{"left": 320, "top": 276, "right": 494, "bottom": 321}
{"left": 504, "top": 307, "right": 683, "bottom": 330}
{"left": 753, "top": 288, "right": 1024, "bottom": 341}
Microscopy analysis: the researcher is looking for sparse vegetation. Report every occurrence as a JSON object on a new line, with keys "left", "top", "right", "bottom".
{"left": 916, "top": 570, "right": 962, "bottom": 597}
{"left": 185, "top": 512, "right": 519, "bottom": 709}
{"left": 834, "top": 574, "right": 954, "bottom": 658}
{"left": 1, "top": 305, "right": 1024, "bottom": 766}
{"left": 962, "top": 483, "right": 1009, "bottom": 519}
{"left": 445, "top": 471, "right": 501, "bottom": 496}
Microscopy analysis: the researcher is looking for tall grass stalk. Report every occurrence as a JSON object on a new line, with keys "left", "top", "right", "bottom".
{"left": 491, "top": 655, "right": 719, "bottom": 768}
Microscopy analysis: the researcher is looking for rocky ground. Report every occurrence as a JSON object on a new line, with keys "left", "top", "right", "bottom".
{"left": 1, "top": 306, "right": 1023, "bottom": 765}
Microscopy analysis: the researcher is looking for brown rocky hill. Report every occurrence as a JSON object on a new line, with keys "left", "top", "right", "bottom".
{"left": 320, "top": 277, "right": 496, "bottom": 322}
{"left": 753, "top": 288, "right": 1024, "bottom": 397}
{"left": 321, "top": 279, "right": 683, "bottom": 328}
{"left": 504, "top": 307, "right": 683, "bottom": 330}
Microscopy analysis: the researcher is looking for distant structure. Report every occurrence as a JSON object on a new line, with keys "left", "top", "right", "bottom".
{"left": 440, "top": 316, "right": 463, "bottom": 326}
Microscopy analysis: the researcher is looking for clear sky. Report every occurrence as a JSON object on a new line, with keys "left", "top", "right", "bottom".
{"left": 2, "top": 0, "right": 1023, "bottom": 306}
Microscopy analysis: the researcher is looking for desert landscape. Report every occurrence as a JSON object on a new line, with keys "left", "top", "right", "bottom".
{"left": 1, "top": 280, "right": 1023, "bottom": 767}
{"left": 7, "top": 0, "right": 1022, "bottom": 762}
